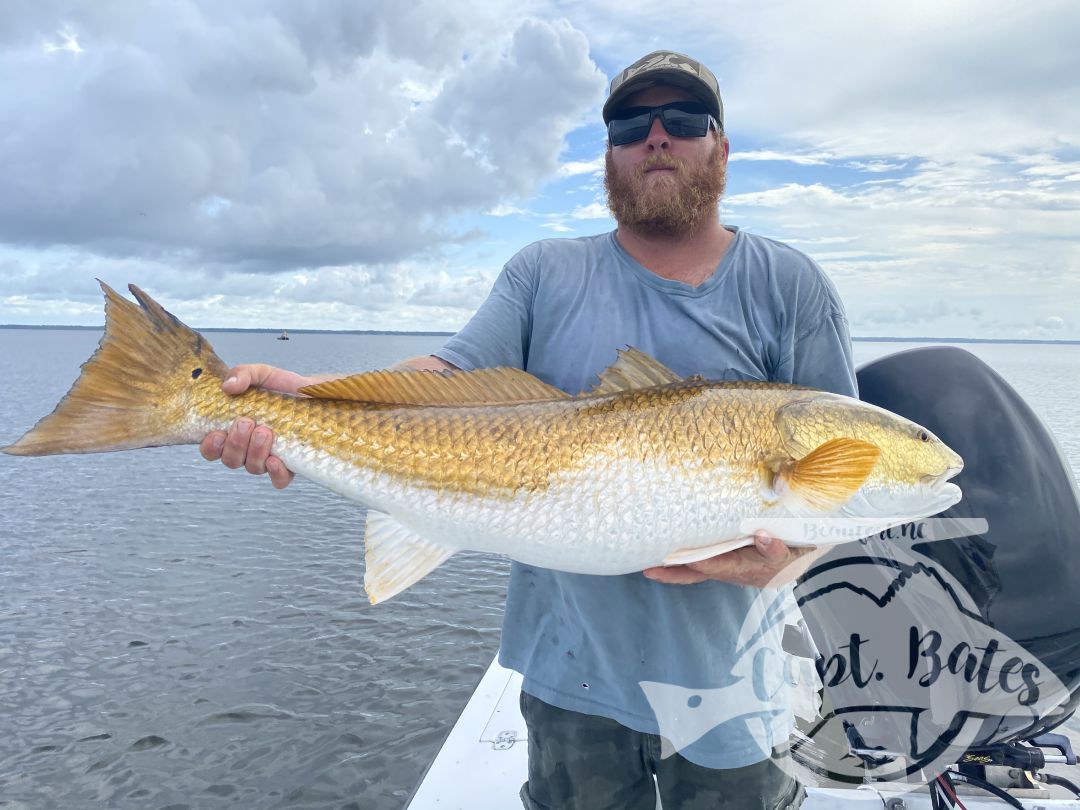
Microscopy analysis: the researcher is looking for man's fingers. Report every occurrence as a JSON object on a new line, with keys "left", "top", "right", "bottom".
{"left": 203, "top": 418, "right": 294, "bottom": 487}
{"left": 752, "top": 531, "right": 792, "bottom": 562}
{"left": 203, "top": 362, "right": 300, "bottom": 490}
{"left": 643, "top": 565, "right": 710, "bottom": 585}
{"left": 219, "top": 418, "right": 254, "bottom": 469}
{"left": 199, "top": 431, "right": 227, "bottom": 461}
{"left": 221, "top": 368, "right": 251, "bottom": 395}
{"left": 646, "top": 536, "right": 828, "bottom": 589}
{"left": 220, "top": 363, "right": 278, "bottom": 396}
{"left": 267, "top": 457, "right": 295, "bottom": 489}
{"left": 244, "top": 426, "right": 273, "bottom": 475}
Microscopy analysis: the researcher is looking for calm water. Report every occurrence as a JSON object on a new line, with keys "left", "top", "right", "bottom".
{"left": 1, "top": 331, "right": 1078, "bottom": 809}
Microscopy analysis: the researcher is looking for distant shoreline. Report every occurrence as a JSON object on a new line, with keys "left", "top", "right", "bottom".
{"left": 0, "top": 324, "right": 1078, "bottom": 345}
{"left": 0, "top": 324, "right": 455, "bottom": 337}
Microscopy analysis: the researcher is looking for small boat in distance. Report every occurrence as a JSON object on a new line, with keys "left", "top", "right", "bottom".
{"left": 277, "top": 331, "right": 289, "bottom": 341}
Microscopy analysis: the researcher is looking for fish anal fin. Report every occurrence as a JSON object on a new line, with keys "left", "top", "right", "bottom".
{"left": 299, "top": 367, "right": 568, "bottom": 406}
{"left": 585, "top": 347, "right": 684, "bottom": 396}
{"left": 363, "top": 511, "right": 457, "bottom": 604}
{"left": 777, "top": 438, "right": 881, "bottom": 512}
{"left": 660, "top": 536, "right": 756, "bottom": 566}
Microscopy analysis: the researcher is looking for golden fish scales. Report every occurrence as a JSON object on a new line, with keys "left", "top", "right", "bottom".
{"left": 180, "top": 377, "right": 798, "bottom": 499}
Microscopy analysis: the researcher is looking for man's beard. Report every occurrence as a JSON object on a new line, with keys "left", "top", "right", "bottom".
{"left": 604, "top": 142, "right": 727, "bottom": 238}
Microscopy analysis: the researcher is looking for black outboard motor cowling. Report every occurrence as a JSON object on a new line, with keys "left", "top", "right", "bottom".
{"left": 857, "top": 346, "right": 1080, "bottom": 742}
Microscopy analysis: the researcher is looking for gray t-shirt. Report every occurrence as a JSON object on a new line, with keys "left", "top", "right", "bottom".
{"left": 437, "top": 227, "right": 857, "bottom": 768}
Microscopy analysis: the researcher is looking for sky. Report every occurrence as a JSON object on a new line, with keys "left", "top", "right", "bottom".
{"left": 1, "top": 1, "right": 1078, "bottom": 339}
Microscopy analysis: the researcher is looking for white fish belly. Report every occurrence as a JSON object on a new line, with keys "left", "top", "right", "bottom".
{"left": 274, "top": 439, "right": 765, "bottom": 575}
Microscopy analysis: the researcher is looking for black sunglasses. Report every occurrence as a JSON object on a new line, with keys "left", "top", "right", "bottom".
{"left": 607, "top": 101, "right": 720, "bottom": 146}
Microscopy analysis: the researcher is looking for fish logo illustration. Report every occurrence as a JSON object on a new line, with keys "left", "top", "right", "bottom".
{"left": 640, "top": 533, "right": 1071, "bottom": 792}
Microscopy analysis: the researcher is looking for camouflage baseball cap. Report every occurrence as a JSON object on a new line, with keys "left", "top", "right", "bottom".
{"left": 603, "top": 50, "right": 723, "bottom": 128}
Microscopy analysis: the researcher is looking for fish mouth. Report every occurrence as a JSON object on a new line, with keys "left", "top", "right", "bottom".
{"left": 918, "top": 474, "right": 963, "bottom": 515}
{"left": 921, "top": 465, "right": 963, "bottom": 493}
{"left": 911, "top": 465, "right": 963, "bottom": 515}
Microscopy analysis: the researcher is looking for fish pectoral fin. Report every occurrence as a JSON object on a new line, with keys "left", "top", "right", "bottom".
{"left": 299, "top": 367, "right": 568, "bottom": 406}
{"left": 363, "top": 512, "right": 457, "bottom": 604}
{"left": 660, "top": 536, "right": 756, "bottom": 566}
{"left": 775, "top": 438, "right": 881, "bottom": 512}
{"left": 584, "top": 347, "right": 685, "bottom": 396}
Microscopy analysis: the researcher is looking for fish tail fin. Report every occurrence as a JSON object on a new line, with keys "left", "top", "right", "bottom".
{"left": 3, "top": 281, "right": 229, "bottom": 456}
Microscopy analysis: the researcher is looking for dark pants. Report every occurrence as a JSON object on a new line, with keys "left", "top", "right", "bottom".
{"left": 519, "top": 691, "right": 806, "bottom": 810}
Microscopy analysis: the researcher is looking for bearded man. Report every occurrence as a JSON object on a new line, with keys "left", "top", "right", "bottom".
{"left": 201, "top": 51, "right": 854, "bottom": 809}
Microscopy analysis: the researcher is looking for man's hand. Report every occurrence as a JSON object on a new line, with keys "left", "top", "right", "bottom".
{"left": 642, "top": 532, "right": 828, "bottom": 589}
{"left": 198, "top": 364, "right": 311, "bottom": 489}
{"left": 198, "top": 356, "right": 457, "bottom": 490}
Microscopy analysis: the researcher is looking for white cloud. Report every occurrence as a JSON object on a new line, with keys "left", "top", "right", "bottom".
{"left": 569, "top": 202, "right": 610, "bottom": 220}
{"left": 408, "top": 271, "right": 496, "bottom": 310}
{"left": 561, "top": 0, "right": 1080, "bottom": 159}
{"left": 726, "top": 183, "right": 852, "bottom": 209}
{"left": 486, "top": 203, "right": 528, "bottom": 217}
{"left": 558, "top": 157, "right": 604, "bottom": 176}
{"left": 731, "top": 150, "right": 831, "bottom": 166}
{"left": 0, "top": 3, "right": 606, "bottom": 272}
{"left": 721, "top": 148, "right": 1080, "bottom": 339}
{"left": 43, "top": 27, "right": 82, "bottom": 54}
{"left": 2, "top": 0, "right": 1079, "bottom": 339}
{"left": 1018, "top": 157, "right": 1080, "bottom": 179}
{"left": 845, "top": 160, "right": 908, "bottom": 173}
{"left": 729, "top": 152, "right": 909, "bottom": 173}
{"left": 780, "top": 236, "right": 858, "bottom": 247}
{"left": 0, "top": 250, "right": 499, "bottom": 331}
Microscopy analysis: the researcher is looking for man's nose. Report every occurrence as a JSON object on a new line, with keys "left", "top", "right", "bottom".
{"left": 643, "top": 116, "right": 671, "bottom": 151}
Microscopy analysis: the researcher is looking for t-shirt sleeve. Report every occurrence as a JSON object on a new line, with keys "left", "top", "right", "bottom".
{"left": 434, "top": 250, "right": 536, "bottom": 371}
{"left": 776, "top": 269, "right": 858, "bottom": 397}
{"left": 791, "top": 310, "right": 858, "bottom": 397}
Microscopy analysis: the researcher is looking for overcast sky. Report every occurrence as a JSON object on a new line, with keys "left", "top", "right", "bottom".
{"left": 2, "top": 1, "right": 1078, "bottom": 338}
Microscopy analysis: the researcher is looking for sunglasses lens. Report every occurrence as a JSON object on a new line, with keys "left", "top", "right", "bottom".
{"left": 608, "top": 111, "right": 653, "bottom": 146}
{"left": 608, "top": 103, "right": 713, "bottom": 145}
{"left": 661, "top": 108, "right": 710, "bottom": 137}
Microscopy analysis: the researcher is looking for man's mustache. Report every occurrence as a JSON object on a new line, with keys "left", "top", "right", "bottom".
{"left": 639, "top": 155, "right": 683, "bottom": 174}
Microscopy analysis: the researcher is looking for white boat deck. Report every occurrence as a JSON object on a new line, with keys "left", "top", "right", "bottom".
{"left": 406, "top": 656, "right": 529, "bottom": 810}
{"left": 406, "top": 656, "right": 1080, "bottom": 810}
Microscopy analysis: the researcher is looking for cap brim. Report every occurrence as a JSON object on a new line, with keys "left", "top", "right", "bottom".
{"left": 602, "top": 70, "right": 722, "bottom": 124}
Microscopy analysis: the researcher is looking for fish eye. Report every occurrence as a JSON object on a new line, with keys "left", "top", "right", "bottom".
{"left": 918, "top": 429, "right": 929, "bottom": 442}
{"left": 191, "top": 367, "right": 203, "bottom": 379}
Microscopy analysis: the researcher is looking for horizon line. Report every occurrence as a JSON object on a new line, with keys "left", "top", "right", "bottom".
{"left": 0, "top": 324, "right": 1078, "bottom": 345}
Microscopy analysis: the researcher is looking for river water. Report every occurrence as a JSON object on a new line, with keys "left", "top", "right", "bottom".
{"left": 1, "top": 329, "right": 1078, "bottom": 809}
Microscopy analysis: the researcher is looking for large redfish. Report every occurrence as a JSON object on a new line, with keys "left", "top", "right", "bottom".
{"left": 4, "top": 283, "right": 962, "bottom": 603}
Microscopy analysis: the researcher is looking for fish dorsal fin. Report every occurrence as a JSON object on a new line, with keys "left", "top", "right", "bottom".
{"left": 585, "top": 348, "right": 685, "bottom": 396}
{"left": 298, "top": 367, "right": 569, "bottom": 406}
{"left": 363, "top": 511, "right": 457, "bottom": 604}
{"left": 773, "top": 438, "right": 881, "bottom": 512}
